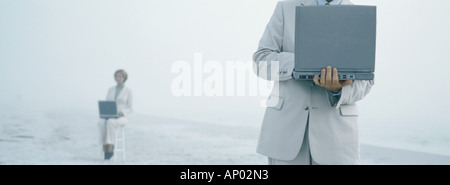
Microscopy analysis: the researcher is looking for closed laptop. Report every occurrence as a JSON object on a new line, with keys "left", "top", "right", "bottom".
{"left": 293, "top": 5, "right": 377, "bottom": 80}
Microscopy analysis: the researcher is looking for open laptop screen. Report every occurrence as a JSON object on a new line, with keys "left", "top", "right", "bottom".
{"left": 98, "top": 101, "right": 118, "bottom": 118}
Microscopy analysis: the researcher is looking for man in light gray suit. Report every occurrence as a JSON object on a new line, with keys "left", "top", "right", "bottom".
{"left": 253, "top": 0, "right": 374, "bottom": 165}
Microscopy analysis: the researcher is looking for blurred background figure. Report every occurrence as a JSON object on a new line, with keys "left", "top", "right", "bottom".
{"left": 98, "top": 69, "right": 133, "bottom": 160}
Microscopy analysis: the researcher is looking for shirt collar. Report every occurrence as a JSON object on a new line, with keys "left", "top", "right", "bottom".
{"left": 317, "top": 0, "right": 343, "bottom": 5}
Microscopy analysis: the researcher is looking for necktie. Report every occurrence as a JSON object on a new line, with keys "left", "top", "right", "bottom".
{"left": 325, "top": 0, "right": 333, "bottom": 5}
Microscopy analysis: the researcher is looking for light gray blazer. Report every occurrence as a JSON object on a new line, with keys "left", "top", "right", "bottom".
{"left": 106, "top": 85, "right": 133, "bottom": 117}
{"left": 253, "top": 0, "right": 374, "bottom": 164}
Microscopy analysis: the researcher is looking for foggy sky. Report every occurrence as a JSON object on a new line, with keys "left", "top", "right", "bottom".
{"left": 1, "top": 0, "right": 449, "bottom": 131}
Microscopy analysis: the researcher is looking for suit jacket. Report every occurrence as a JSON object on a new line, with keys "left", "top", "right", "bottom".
{"left": 253, "top": 0, "right": 374, "bottom": 164}
{"left": 106, "top": 85, "right": 133, "bottom": 117}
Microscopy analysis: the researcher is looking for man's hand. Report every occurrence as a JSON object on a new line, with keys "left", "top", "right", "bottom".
{"left": 313, "top": 66, "right": 353, "bottom": 92}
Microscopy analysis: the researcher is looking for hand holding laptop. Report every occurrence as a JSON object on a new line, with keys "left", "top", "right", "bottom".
{"left": 313, "top": 66, "right": 353, "bottom": 92}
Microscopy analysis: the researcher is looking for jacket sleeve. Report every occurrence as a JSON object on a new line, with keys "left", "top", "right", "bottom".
{"left": 252, "top": 2, "right": 295, "bottom": 82}
{"left": 334, "top": 80, "right": 375, "bottom": 108}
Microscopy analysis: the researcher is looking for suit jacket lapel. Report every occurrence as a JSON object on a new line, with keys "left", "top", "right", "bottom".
{"left": 341, "top": 0, "right": 352, "bottom": 5}
{"left": 305, "top": 0, "right": 318, "bottom": 5}
{"left": 299, "top": 0, "right": 351, "bottom": 6}
{"left": 107, "top": 87, "right": 115, "bottom": 101}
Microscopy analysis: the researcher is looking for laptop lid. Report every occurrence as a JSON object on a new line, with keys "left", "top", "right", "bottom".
{"left": 98, "top": 101, "right": 118, "bottom": 117}
{"left": 295, "top": 5, "right": 376, "bottom": 73}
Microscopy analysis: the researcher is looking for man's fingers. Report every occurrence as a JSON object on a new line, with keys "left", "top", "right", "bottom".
{"left": 320, "top": 69, "right": 326, "bottom": 84}
{"left": 326, "top": 66, "right": 332, "bottom": 84}
{"left": 313, "top": 75, "right": 321, "bottom": 86}
{"left": 333, "top": 68, "right": 339, "bottom": 85}
{"left": 340, "top": 80, "right": 353, "bottom": 87}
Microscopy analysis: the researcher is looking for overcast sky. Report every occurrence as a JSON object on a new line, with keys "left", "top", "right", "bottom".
{"left": 1, "top": 0, "right": 449, "bottom": 134}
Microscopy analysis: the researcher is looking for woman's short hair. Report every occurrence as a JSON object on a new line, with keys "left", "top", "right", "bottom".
{"left": 114, "top": 69, "right": 128, "bottom": 82}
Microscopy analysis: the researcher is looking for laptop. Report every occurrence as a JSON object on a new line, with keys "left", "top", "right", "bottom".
{"left": 98, "top": 101, "right": 121, "bottom": 119}
{"left": 293, "top": 5, "right": 377, "bottom": 80}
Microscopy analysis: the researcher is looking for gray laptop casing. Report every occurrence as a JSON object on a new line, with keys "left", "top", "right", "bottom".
{"left": 293, "top": 5, "right": 376, "bottom": 80}
{"left": 98, "top": 101, "right": 121, "bottom": 119}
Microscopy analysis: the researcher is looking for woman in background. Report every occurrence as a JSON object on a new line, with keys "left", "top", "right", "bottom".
{"left": 98, "top": 69, "right": 133, "bottom": 160}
